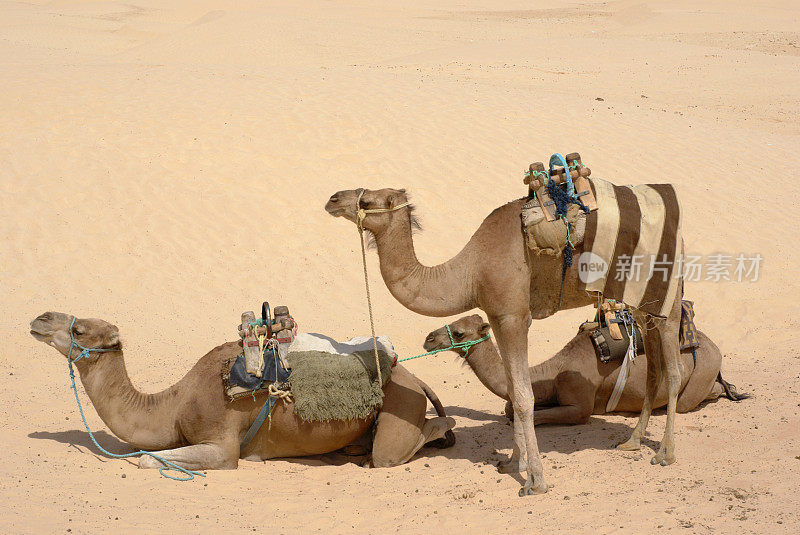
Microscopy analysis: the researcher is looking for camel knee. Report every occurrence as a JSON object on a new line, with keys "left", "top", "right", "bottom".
{"left": 665, "top": 369, "right": 681, "bottom": 395}
{"left": 512, "top": 402, "right": 532, "bottom": 421}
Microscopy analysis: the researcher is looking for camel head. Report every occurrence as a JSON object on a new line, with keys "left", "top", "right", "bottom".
{"left": 325, "top": 188, "right": 416, "bottom": 235}
{"left": 423, "top": 314, "right": 490, "bottom": 354}
{"left": 30, "top": 311, "right": 120, "bottom": 359}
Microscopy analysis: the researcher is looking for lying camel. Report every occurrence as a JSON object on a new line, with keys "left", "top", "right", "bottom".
{"left": 424, "top": 315, "right": 747, "bottom": 424}
{"left": 30, "top": 312, "right": 455, "bottom": 471}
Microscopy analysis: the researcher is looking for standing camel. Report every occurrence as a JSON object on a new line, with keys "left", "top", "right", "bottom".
{"left": 29, "top": 312, "right": 455, "bottom": 471}
{"left": 424, "top": 315, "right": 747, "bottom": 424}
{"left": 326, "top": 187, "right": 685, "bottom": 496}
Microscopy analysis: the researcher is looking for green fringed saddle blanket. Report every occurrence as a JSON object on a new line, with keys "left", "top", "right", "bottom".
{"left": 286, "top": 349, "right": 394, "bottom": 422}
{"left": 224, "top": 334, "right": 396, "bottom": 422}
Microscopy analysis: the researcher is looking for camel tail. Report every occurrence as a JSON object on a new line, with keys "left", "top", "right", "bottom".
{"left": 716, "top": 372, "right": 750, "bottom": 401}
{"left": 414, "top": 376, "right": 456, "bottom": 449}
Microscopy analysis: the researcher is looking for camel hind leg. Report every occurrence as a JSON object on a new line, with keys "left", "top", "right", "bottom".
{"left": 619, "top": 292, "right": 683, "bottom": 467}
{"left": 413, "top": 375, "right": 456, "bottom": 448}
{"left": 371, "top": 365, "right": 454, "bottom": 467}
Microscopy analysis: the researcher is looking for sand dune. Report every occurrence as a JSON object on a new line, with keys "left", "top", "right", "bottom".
{"left": 1, "top": 1, "right": 799, "bottom": 532}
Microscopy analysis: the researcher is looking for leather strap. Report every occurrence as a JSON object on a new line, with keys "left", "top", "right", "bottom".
{"left": 241, "top": 396, "right": 276, "bottom": 449}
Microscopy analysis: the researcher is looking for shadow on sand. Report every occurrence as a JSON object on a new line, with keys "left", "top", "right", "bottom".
{"left": 27, "top": 406, "right": 663, "bottom": 472}
{"left": 422, "top": 405, "right": 660, "bottom": 467}
{"left": 28, "top": 429, "right": 139, "bottom": 463}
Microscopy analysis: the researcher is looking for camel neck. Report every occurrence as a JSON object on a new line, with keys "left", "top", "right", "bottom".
{"left": 463, "top": 341, "right": 559, "bottom": 404}
{"left": 74, "top": 352, "right": 182, "bottom": 450}
{"left": 372, "top": 212, "right": 477, "bottom": 317}
{"left": 462, "top": 341, "right": 510, "bottom": 399}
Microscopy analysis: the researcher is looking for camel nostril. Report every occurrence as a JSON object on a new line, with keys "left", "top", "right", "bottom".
{"left": 329, "top": 194, "right": 339, "bottom": 203}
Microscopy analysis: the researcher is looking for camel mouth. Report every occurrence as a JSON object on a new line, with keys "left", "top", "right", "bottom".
{"left": 423, "top": 339, "right": 442, "bottom": 351}
{"left": 325, "top": 205, "right": 349, "bottom": 218}
{"left": 29, "top": 329, "right": 49, "bottom": 342}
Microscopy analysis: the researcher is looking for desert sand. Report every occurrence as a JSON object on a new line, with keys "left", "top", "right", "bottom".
{"left": 2, "top": 0, "right": 799, "bottom": 533}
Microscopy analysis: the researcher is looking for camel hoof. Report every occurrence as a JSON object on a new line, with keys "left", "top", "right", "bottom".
{"left": 617, "top": 439, "right": 641, "bottom": 451}
{"left": 651, "top": 452, "right": 676, "bottom": 466}
{"left": 519, "top": 480, "right": 549, "bottom": 496}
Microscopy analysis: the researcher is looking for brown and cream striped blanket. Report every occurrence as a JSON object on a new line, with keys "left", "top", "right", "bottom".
{"left": 577, "top": 178, "right": 682, "bottom": 318}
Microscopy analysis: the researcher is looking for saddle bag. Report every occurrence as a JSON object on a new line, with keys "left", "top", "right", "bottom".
{"left": 226, "top": 301, "right": 296, "bottom": 400}
{"left": 521, "top": 152, "right": 595, "bottom": 256}
{"left": 580, "top": 300, "right": 644, "bottom": 363}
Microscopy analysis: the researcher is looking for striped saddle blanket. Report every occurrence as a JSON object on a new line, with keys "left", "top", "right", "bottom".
{"left": 576, "top": 178, "right": 682, "bottom": 318}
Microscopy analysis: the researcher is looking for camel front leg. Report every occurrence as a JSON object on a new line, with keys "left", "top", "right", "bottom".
{"left": 138, "top": 443, "right": 238, "bottom": 471}
{"left": 490, "top": 314, "right": 548, "bottom": 496}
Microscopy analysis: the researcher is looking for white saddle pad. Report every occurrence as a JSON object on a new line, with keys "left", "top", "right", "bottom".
{"left": 288, "top": 332, "right": 397, "bottom": 359}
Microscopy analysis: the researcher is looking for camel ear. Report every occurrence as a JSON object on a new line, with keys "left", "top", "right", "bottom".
{"left": 478, "top": 323, "right": 491, "bottom": 337}
{"left": 106, "top": 330, "right": 120, "bottom": 348}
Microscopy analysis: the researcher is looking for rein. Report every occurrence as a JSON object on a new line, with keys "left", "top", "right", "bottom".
{"left": 354, "top": 188, "right": 410, "bottom": 388}
{"left": 64, "top": 317, "right": 204, "bottom": 481}
{"left": 398, "top": 325, "right": 490, "bottom": 362}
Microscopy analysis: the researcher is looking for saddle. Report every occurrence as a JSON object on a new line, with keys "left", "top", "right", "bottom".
{"left": 521, "top": 152, "right": 597, "bottom": 256}
{"left": 224, "top": 302, "right": 296, "bottom": 401}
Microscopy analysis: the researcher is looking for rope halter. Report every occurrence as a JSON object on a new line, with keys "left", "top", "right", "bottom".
{"left": 67, "top": 317, "right": 117, "bottom": 363}
{"left": 397, "top": 325, "right": 491, "bottom": 363}
{"left": 355, "top": 188, "right": 411, "bottom": 230}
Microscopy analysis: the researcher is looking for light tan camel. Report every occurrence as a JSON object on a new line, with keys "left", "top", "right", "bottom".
{"left": 425, "top": 315, "right": 747, "bottom": 425}
{"left": 29, "top": 312, "right": 455, "bottom": 471}
{"left": 326, "top": 187, "right": 686, "bottom": 495}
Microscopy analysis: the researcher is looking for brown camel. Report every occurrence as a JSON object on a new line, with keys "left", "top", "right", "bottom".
{"left": 424, "top": 315, "right": 747, "bottom": 424}
{"left": 326, "top": 187, "right": 686, "bottom": 495}
{"left": 29, "top": 312, "right": 455, "bottom": 471}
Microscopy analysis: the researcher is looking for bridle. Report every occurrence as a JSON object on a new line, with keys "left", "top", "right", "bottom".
{"left": 67, "top": 317, "right": 116, "bottom": 363}
{"left": 397, "top": 324, "right": 491, "bottom": 363}
{"left": 355, "top": 188, "right": 410, "bottom": 229}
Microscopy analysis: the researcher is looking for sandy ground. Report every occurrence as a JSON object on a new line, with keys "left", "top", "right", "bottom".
{"left": 2, "top": 0, "right": 800, "bottom": 533}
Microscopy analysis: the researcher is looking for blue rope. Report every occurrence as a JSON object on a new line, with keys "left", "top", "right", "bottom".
{"left": 397, "top": 325, "right": 490, "bottom": 362}
{"left": 65, "top": 318, "right": 205, "bottom": 482}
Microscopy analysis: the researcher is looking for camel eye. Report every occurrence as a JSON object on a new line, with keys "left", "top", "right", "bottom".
{"left": 359, "top": 198, "right": 369, "bottom": 209}
{"left": 73, "top": 324, "right": 86, "bottom": 335}
{"left": 453, "top": 330, "right": 464, "bottom": 339}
